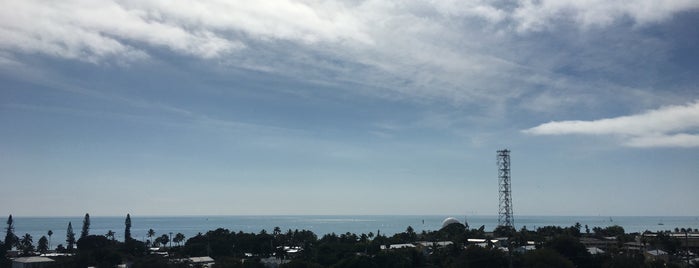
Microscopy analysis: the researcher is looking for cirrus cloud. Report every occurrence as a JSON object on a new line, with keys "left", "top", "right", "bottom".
{"left": 2, "top": 0, "right": 696, "bottom": 62}
{"left": 523, "top": 100, "right": 699, "bottom": 148}
{"left": 512, "top": 0, "right": 699, "bottom": 32}
{"left": 0, "top": 0, "right": 368, "bottom": 62}
{"left": 1, "top": 0, "right": 698, "bottom": 109}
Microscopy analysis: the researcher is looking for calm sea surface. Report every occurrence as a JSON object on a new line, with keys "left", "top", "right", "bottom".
{"left": 3, "top": 215, "right": 698, "bottom": 247}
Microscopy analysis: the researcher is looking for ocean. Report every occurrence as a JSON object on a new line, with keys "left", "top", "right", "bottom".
{"left": 3, "top": 215, "right": 698, "bottom": 247}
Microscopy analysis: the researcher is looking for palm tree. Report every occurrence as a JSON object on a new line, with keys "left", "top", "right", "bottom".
{"left": 47, "top": 230, "right": 53, "bottom": 250}
{"left": 159, "top": 234, "right": 169, "bottom": 248}
{"left": 19, "top": 233, "right": 34, "bottom": 255}
{"left": 106, "top": 230, "right": 115, "bottom": 241}
{"left": 147, "top": 229, "right": 155, "bottom": 246}
{"left": 273, "top": 226, "right": 282, "bottom": 247}
{"left": 273, "top": 226, "right": 281, "bottom": 236}
{"left": 173, "top": 233, "right": 185, "bottom": 246}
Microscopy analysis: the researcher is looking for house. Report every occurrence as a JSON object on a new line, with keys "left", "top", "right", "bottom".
{"left": 513, "top": 245, "right": 536, "bottom": 254}
{"left": 580, "top": 237, "right": 616, "bottom": 251}
{"left": 587, "top": 247, "right": 605, "bottom": 255}
{"left": 12, "top": 256, "right": 55, "bottom": 268}
{"left": 173, "top": 256, "right": 215, "bottom": 267}
{"left": 466, "top": 238, "right": 509, "bottom": 248}
{"left": 414, "top": 241, "right": 454, "bottom": 255}
{"left": 381, "top": 243, "right": 416, "bottom": 250}
{"left": 467, "top": 238, "right": 489, "bottom": 248}
{"left": 415, "top": 241, "right": 453, "bottom": 248}
{"left": 189, "top": 256, "right": 215, "bottom": 267}
{"left": 645, "top": 249, "right": 669, "bottom": 262}
{"left": 623, "top": 241, "right": 643, "bottom": 252}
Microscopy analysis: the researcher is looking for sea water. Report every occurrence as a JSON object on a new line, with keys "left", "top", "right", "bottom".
{"left": 3, "top": 215, "right": 698, "bottom": 247}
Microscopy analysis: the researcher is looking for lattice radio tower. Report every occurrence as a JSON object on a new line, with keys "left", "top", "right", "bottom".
{"left": 497, "top": 149, "right": 514, "bottom": 228}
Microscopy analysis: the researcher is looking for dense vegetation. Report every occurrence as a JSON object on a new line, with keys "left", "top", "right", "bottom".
{"left": 2, "top": 214, "right": 697, "bottom": 267}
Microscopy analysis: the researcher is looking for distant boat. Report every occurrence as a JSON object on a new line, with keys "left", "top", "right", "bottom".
{"left": 609, "top": 217, "right": 613, "bottom": 222}
{"left": 658, "top": 219, "right": 664, "bottom": 225}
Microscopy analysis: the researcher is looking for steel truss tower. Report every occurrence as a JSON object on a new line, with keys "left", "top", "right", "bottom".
{"left": 497, "top": 149, "right": 514, "bottom": 228}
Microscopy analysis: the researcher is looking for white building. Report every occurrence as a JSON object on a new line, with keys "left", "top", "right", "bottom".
{"left": 12, "top": 256, "right": 55, "bottom": 268}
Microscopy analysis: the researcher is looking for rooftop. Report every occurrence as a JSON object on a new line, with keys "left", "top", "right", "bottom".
{"left": 13, "top": 256, "right": 55, "bottom": 263}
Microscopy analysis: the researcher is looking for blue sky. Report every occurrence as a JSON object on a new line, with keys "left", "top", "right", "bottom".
{"left": 1, "top": 0, "right": 698, "bottom": 217}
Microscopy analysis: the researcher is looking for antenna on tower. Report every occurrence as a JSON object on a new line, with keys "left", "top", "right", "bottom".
{"left": 497, "top": 149, "right": 514, "bottom": 228}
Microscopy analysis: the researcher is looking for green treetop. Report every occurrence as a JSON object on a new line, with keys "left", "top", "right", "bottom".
{"left": 80, "top": 213, "right": 90, "bottom": 239}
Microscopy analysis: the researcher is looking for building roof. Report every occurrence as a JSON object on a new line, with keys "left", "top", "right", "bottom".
{"left": 13, "top": 257, "right": 55, "bottom": 263}
{"left": 189, "top": 256, "right": 215, "bottom": 263}
{"left": 647, "top": 249, "right": 668, "bottom": 256}
{"left": 587, "top": 247, "right": 605, "bottom": 255}
{"left": 381, "top": 244, "right": 416, "bottom": 250}
{"left": 472, "top": 243, "right": 489, "bottom": 248}
{"left": 416, "top": 241, "right": 453, "bottom": 247}
{"left": 517, "top": 245, "right": 536, "bottom": 251}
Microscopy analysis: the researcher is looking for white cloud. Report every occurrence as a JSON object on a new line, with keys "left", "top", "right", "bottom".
{"left": 523, "top": 100, "right": 699, "bottom": 148}
{"left": 427, "top": 0, "right": 507, "bottom": 22}
{"left": 118, "top": 0, "right": 371, "bottom": 44}
{"left": 0, "top": 0, "right": 697, "bottom": 108}
{"left": 0, "top": 0, "right": 370, "bottom": 62}
{"left": 3, "top": 0, "right": 693, "bottom": 62}
{"left": 513, "top": 0, "right": 699, "bottom": 32}
{"left": 626, "top": 134, "right": 699, "bottom": 148}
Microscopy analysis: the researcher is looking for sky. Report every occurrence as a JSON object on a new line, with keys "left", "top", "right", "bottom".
{"left": 1, "top": 0, "right": 698, "bottom": 217}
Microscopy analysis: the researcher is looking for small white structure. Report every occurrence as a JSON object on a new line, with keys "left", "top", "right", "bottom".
{"left": 441, "top": 217, "right": 461, "bottom": 229}
{"left": 12, "top": 256, "right": 55, "bottom": 268}
{"left": 416, "top": 241, "right": 453, "bottom": 247}
{"left": 189, "top": 256, "right": 214, "bottom": 262}
{"left": 646, "top": 249, "right": 667, "bottom": 256}
{"left": 173, "top": 256, "right": 215, "bottom": 267}
{"left": 467, "top": 238, "right": 489, "bottom": 248}
{"left": 514, "top": 245, "right": 536, "bottom": 254}
{"left": 40, "top": 253, "right": 73, "bottom": 257}
{"left": 645, "top": 249, "right": 669, "bottom": 262}
{"left": 381, "top": 243, "right": 416, "bottom": 250}
{"left": 278, "top": 246, "right": 303, "bottom": 254}
{"left": 587, "top": 247, "right": 605, "bottom": 255}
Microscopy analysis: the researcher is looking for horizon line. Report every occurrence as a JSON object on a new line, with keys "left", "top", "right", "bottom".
{"left": 4, "top": 214, "right": 696, "bottom": 218}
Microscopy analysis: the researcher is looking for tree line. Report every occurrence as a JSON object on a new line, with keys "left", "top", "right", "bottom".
{"left": 2, "top": 214, "right": 696, "bottom": 267}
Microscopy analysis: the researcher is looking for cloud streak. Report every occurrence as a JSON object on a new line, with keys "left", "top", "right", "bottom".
{"left": 1, "top": 0, "right": 697, "bottom": 109}
{"left": 0, "top": 0, "right": 369, "bottom": 62}
{"left": 3, "top": 0, "right": 695, "bottom": 61}
{"left": 513, "top": 0, "right": 699, "bottom": 32}
{"left": 523, "top": 100, "right": 699, "bottom": 148}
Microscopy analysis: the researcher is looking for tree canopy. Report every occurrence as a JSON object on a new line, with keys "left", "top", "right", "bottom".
{"left": 4, "top": 215, "right": 17, "bottom": 249}
{"left": 124, "top": 214, "right": 132, "bottom": 241}
{"left": 81, "top": 213, "right": 91, "bottom": 239}
{"left": 66, "top": 221, "right": 76, "bottom": 252}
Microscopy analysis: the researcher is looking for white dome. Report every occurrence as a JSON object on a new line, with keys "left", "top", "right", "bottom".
{"left": 441, "top": 217, "right": 461, "bottom": 229}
